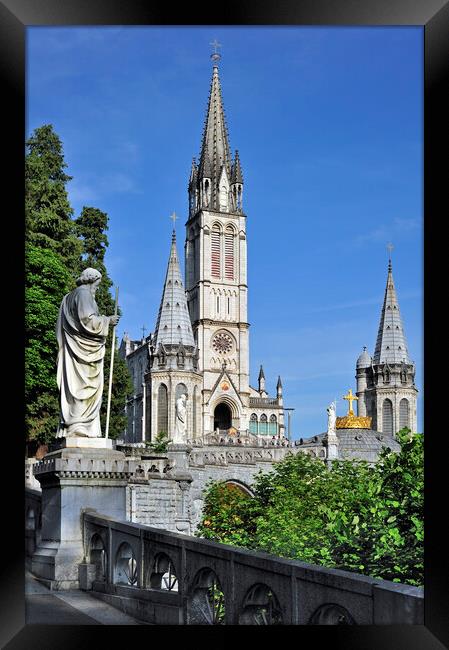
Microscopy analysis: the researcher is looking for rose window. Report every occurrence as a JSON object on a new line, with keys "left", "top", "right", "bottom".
{"left": 212, "top": 332, "right": 233, "bottom": 354}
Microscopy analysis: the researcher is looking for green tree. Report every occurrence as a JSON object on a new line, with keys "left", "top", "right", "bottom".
{"left": 196, "top": 481, "right": 261, "bottom": 549}
{"left": 25, "top": 126, "right": 132, "bottom": 445}
{"left": 25, "top": 124, "right": 81, "bottom": 271}
{"left": 197, "top": 431, "right": 424, "bottom": 586}
{"left": 74, "top": 206, "right": 133, "bottom": 439}
{"left": 25, "top": 124, "right": 80, "bottom": 447}
{"left": 25, "top": 245, "right": 72, "bottom": 444}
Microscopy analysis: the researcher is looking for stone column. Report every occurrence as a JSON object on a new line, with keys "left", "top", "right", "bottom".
{"left": 31, "top": 437, "right": 136, "bottom": 590}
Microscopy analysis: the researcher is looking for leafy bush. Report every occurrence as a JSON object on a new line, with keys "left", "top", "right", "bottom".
{"left": 196, "top": 429, "right": 423, "bottom": 586}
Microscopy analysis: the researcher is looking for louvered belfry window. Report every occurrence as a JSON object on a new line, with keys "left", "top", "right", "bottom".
{"left": 211, "top": 225, "right": 221, "bottom": 278}
{"left": 224, "top": 226, "right": 234, "bottom": 280}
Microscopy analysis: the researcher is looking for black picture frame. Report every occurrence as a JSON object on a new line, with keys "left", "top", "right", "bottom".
{"left": 3, "top": 0, "right": 447, "bottom": 647}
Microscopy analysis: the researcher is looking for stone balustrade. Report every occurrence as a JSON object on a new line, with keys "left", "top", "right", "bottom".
{"left": 80, "top": 510, "right": 423, "bottom": 626}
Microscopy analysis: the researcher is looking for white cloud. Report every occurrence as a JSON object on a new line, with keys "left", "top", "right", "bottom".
{"left": 354, "top": 216, "right": 422, "bottom": 246}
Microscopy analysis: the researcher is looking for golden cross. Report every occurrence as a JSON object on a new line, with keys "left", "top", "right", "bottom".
{"left": 343, "top": 388, "right": 358, "bottom": 415}
{"left": 169, "top": 211, "right": 178, "bottom": 227}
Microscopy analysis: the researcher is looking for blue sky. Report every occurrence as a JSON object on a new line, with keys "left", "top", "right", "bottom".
{"left": 26, "top": 26, "right": 423, "bottom": 438}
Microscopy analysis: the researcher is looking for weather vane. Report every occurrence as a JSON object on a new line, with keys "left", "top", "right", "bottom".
{"left": 210, "top": 39, "right": 222, "bottom": 64}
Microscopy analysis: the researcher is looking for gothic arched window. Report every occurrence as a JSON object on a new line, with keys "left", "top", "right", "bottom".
{"left": 157, "top": 384, "right": 168, "bottom": 435}
{"left": 382, "top": 399, "right": 393, "bottom": 436}
{"left": 249, "top": 413, "right": 258, "bottom": 435}
{"left": 259, "top": 414, "right": 268, "bottom": 435}
{"left": 269, "top": 414, "right": 278, "bottom": 436}
{"left": 399, "top": 398, "right": 410, "bottom": 430}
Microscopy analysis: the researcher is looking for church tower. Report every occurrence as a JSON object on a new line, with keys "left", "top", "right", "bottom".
{"left": 146, "top": 228, "right": 203, "bottom": 442}
{"left": 184, "top": 53, "right": 250, "bottom": 435}
{"left": 355, "top": 254, "right": 418, "bottom": 435}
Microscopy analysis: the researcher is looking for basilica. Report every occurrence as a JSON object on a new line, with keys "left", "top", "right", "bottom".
{"left": 118, "top": 56, "right": 417, "bottom": 448}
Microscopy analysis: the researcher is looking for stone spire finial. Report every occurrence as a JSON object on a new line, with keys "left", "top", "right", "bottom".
{"left": 387, "top": 242, "right": 394, "bottom": 272}
{"left": 258, "top": 365, "right": 266, "bottom": 394}
{"left": 276, "top": 375, "right": 283, "bottom": 398}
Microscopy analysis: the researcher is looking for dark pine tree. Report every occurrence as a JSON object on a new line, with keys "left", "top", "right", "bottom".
{"left": 25, "top": 124, "right": 81, "bottom": 450}
{"left": 74, "top": 206, "right": 133, "bottom": 439}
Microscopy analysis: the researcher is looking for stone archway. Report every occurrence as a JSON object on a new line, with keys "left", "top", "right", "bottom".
{"left": 214, "top": 403, "right": 232, "bottom": 432}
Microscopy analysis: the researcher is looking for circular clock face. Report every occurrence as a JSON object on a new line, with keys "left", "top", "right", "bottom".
{"left": 212, "top": 332, "right": 233, "bottom": 354}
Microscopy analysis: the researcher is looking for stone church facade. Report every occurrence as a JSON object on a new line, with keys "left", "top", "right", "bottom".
{"left": 119, "top": 60, "right": 285, "bottom": 445}
{"left": 116, "top": 57, "right": 418, "bottom": 465}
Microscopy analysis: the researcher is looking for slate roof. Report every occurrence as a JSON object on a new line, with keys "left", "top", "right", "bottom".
{"left": 153, "top": 231, "right": 195, "bottom": 349}
{"left": 301, "top": 428, "right": 400, "bottom": 462}
{"left": 373, "top": 260, "right": 411, "bottom": 365}
{"left": 198, "top": 65, "right": 232, "bottom": 200}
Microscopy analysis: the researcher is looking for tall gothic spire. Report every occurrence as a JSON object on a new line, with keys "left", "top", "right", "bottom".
{"left": 153, "top": 229, "right": 195, "bottom": 349}
{"left": 198, "top": 63, "right": 232, "bottom": 205}
{"left": 373, "top": 259, "right": 410, "bottom": 365}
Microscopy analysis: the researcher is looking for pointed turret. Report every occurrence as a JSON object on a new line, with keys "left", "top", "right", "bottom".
{"left": 231, "top": 150, "right": 243, "bottom": 184}
{"left": 153, "top": 230, "right": 195, "bottom": 350}
{"left": 373, "top": 259, "right": 411, "bottom": 365}
{"left": 231, "top": 149, "right": 244, "bottom": 212}
{"left": 258, "top": 365, "right": 266, "bottom": 394}
{"left": 188, "top": 158, "right": 199, "bottom": 216}
{"left": 197, "top": 64, "right": 232, "bottom": 210}
{"left": 276, "top": 376, "right": 283, "bottom": 397}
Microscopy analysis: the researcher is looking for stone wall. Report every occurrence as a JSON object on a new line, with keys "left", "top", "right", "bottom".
{"left": 124, "top": 445, "right": 303, "bottom": 533}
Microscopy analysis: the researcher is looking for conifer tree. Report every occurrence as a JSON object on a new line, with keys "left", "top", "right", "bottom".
{"left": 25, "top": 124, "right": 81, "bottom": 273}
{"left": 25, "top": 125, "right": 79, "bottom": 449}
{"left": 25, "top": 125, "right": 132, "bottom": 446}
{"left": 74, "top": 206, "right": 134, "bottom": 439}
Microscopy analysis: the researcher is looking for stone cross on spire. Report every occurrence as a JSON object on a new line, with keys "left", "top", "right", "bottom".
{"left": 343, "top": 388, "right": 358, "bottom": 416}
{"left": 210, "top": 39, "right": 222, "bottom": 64}
{"left": 387, "top": 242, "right": 394, "bottom": 270}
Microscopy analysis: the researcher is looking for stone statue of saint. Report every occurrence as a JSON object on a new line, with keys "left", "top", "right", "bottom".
{"left": 173, "top": 393, "right": 187, "bottom": 443}
{"left": 56, "top": 268, "right": 120, "bottom": 438}
{"left": 326, "top": 401, "right": 337, "bottom": 436}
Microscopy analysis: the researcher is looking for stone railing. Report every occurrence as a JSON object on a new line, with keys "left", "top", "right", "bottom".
{"left": 249, "top": 397, "right": 280, "bottom": 407}
{"left": 25, "top": 487, "right": 42, "bottom": 558}
{"left": 188, "top": 445, "right": 298, "bottom": 467}
{"left": 81, "top": 510, "right": 423, "bottom": 625}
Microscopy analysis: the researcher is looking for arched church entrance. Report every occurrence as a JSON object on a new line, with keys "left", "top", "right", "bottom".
{"left": 214, "top": 403, "right": 232, "bottom": 432}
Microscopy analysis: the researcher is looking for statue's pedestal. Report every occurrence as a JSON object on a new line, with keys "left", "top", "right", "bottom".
{"left": 31, "top": 438, "right": 137, "bottom": 590}
{"left": 51, "top": 436, "right": 115, "bottom": 450}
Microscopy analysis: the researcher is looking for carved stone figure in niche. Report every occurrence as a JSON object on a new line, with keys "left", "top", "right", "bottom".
{"left": 173, "top": 393, "right": 187, "bottom": 443}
